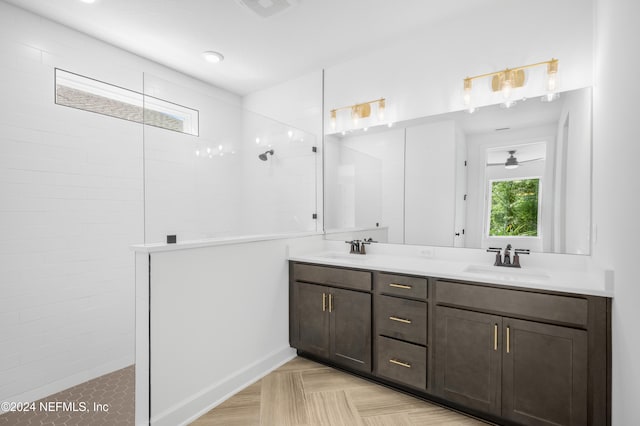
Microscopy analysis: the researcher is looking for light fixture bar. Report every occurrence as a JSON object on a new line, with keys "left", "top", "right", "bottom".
{"left": 464, "top": 59, "right": 558, "bottom": 84}
{"left": 463, "top": 58, "right": 559, "bottom": 111}
{"left": 330, "top": 98, "right": 386, "bottom": 131}
{"left": 330, "top": 98, "right": 385, "bottom": 115}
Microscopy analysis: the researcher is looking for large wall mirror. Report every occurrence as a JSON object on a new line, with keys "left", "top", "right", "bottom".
{"left": 324, "top": 87, "right": 592, "bottom": 255}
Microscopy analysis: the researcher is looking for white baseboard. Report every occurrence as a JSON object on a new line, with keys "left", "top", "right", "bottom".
{"left": 149, "top": 346, "right": 296, "bottom": 426}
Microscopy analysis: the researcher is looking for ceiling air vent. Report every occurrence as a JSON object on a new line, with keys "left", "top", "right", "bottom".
{"left": 235, "top": 0, "right": 299, "bottom": 18}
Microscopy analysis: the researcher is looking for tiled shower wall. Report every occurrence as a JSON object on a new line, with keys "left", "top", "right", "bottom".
{"left": 0, "top": 1, "right": 241, "bottom": 407}
{"left": 142, "top": 74, "right": 318, "bottom": 244}
{"left": 142, "top": 73, "right": 245, "bottom": 243}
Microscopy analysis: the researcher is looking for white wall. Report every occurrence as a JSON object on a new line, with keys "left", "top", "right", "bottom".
{"left": 237, "top": 111, "right": 318, "bottom": 236}
{"left": 0, "top": 1, "right": 241, "bottom": 408}
{"left": 555, "top": 88, "right": 592, "bottom": 254}
{"left": 324, "top": 129, "right": 405, "bottom": 242}
{"left": 242, "top": 70, "right": 323, "bottom": 138}
{"left": 142, "top": 72, "right": 320, "bottom": 244}
{"left": 242, "top": 70, "right": 324, "bottom": 231}
{"left": 324, "top": 134, "right": 355, "bottom": 230}
{"left": 324, "top": 0, "right": 594, "bottom": 127}
{"left": 453, "top": 126, "right": 467, "bottom": 247}
{"left": 405, "top": 121, "right": 457, "bottom": 246}
{"left": 593, "top": 0, "right": 640, "bottom": 424}
{"left": 143, "top": 73, "right": 244, "bottom": 243}
{"left": 147, "top": 235, "right": 322, "bottom": 426}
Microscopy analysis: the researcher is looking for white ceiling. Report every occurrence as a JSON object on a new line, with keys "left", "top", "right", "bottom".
{"left": 4, "top": 0, "right": 503, "bottom": 95}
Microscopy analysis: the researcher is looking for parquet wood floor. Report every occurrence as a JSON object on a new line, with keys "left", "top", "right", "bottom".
{"left": 192, "top": 357, "right": 489, "bottom": 426}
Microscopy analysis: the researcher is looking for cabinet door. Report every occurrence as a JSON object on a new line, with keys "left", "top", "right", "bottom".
{"left": 294, "top": 282, "right": 330, "bottom": 358}
{"left": 434, "top": 306, "right": 502, "bottom": 416}
{"left": 330, "top": 287, "right": 372, "bottom": 372}
{"left": 502, "top": 318, "right": 588, "bottom": 426}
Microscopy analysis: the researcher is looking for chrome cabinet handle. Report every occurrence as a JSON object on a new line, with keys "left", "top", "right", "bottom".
{"left": 494, "top": 324, "right": 498, "bottom": 351}
{"left": 506, "top": 326, "right": 511, "bottom": 353}
{"left": 322, "top": 293, "right": 326, "bottom": 312}
{"left": 329, "top": 293, "right": 333, "bottom": 313}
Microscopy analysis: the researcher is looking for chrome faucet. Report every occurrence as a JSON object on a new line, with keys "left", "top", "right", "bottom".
{"left": 487, "top": 245, "right": 530, "bottom": 268}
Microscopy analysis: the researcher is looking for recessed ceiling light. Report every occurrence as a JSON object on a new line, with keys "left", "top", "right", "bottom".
{"left": 80, "top": 0, "right": 97, "bottom": 3}
{"left": 202, "top": 51, "right": 224, "bottom": 64}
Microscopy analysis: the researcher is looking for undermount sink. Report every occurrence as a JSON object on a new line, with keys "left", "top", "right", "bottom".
{"left": 463, "top": 265, "right": 550, "bottom": 281}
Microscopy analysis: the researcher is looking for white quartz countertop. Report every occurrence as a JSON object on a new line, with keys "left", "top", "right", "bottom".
{"left": 288, "top": 251, "right": 614, "bottom": 298}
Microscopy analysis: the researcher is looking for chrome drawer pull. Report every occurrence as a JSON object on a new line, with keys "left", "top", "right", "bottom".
{"left": 389, "top": 359, "right": 411, "bottom": 368}
{"left": 389, "top": 316, "right": 412, "bottom": 324}
{"left": 389, "top": 283, "right": 412, "bottom": 290}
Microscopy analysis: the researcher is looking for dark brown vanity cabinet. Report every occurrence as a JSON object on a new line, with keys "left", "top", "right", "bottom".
{"left": 289, "top": 263, "right": 372, "bottom": 373}
{"left": 289, "top": 263, "right": 610, "bottom": 426}
{"left": 434, "top": 280, "right": 605, "bottom": 426}
{"left": 374, "top": 273, "right": 428, "bottom": 390}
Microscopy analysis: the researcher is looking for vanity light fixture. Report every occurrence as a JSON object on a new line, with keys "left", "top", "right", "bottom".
{"left": 202, "top": 51, "right": 224, "bottom": 64}
{"left": 463, "top": 58, "right": 559, "bottom": 110}
{"left": 329, "top": 98, "right": 386, "bottom": 130}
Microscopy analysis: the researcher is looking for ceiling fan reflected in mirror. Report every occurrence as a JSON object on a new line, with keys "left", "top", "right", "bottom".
{"left": 487, "top": 150, "right": 544, "bottom": 169}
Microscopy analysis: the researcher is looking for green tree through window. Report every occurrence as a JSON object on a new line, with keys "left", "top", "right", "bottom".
{"left": 489, "top": 178, "right": 539, "bottom": 236}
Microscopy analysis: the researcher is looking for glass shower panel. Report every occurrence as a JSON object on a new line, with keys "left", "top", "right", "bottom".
{"left": 142, "top": 73, "right": 242, "bottom": 243}
{"left": 142, "top": 72, "right": 317, "bottom": 244}
{"left": 239, "top": 109, "right": 318, "bottom": 236}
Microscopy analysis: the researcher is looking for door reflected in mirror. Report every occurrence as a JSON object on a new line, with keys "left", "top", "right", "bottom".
{"left": 324, "top": 87, "right": 592, "bottom": 255}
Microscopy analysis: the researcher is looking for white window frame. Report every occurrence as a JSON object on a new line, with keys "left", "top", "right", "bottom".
{"left": 55, "top": 68, "right": 199, "bottom": 136}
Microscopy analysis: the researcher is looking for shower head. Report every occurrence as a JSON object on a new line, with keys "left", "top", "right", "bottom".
{"left": 258, "top": 149, "right": 274, "bottom": 161}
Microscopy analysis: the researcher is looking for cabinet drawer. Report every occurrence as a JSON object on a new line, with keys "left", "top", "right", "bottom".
{"left": 376, "top": 295, "right": 427, "bottom": 345}
{"left": 435, "top": 280, "right": 588, "bottom": 327}
{"left": 376, "top": 336, "right": 426, "bottom": 389}
{"left": 376, "top": 273, "right": 428, "bottom": 300}
{"left": 293, "top": 263, "right": 371, "bottom": 291}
